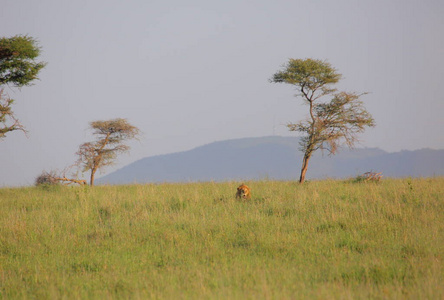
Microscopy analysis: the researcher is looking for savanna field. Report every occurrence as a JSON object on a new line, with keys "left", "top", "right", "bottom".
{"left": 0, "top": 178, "right": 443, "bottom": 299}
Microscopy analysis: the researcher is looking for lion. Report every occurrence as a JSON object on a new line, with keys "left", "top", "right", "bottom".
{"left": 236, "top": 184, "right": 251, "bottom": 200}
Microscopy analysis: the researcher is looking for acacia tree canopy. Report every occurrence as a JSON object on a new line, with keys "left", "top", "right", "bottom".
{"left": 272, "top": 58, "right": 342, "bottom": 103}
{"left": 0, "top": 35, "right": 46, "bottom": 139}
{"left": 0, "top": 35, "right": 46, "bottom": 87}
{"left": 289, "top": 91, "right": 375, "bottom": 154}
{"left": 271, "top": 58, "right": 375, "bottom": 184}
{"left": 77, "top": 118, "right": 140, "bottom": 186}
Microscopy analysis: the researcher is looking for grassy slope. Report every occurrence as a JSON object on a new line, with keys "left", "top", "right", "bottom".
{"left": 0, "top": 178, "right": 443, "bottom": 299}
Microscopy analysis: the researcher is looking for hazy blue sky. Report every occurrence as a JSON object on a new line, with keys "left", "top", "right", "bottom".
{"left": 1, "top": 0, "right": 443, "bottom": 186}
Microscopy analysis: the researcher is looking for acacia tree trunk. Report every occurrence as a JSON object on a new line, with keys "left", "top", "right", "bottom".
{"left": 299, "top": 98, "right": 316, "bottom": 184}
{"left": 89, "top": 132, "right": 110, "bottom": 186}
{"left": 90, "top": 156, "right": 102, "bottom": 186}
{"left": 89, "top": 156, "right": 100, "bottom": 186}
{"left": 90, "top": 168, "right": 96, "bottom": 186}
{"left": 299, "top": 153, "right": 311, "bottom": 184}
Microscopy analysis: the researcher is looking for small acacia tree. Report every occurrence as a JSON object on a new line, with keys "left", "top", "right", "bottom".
{"left": 0, "top": 35, "right": 46, "bottom": 139}
{"left": 76, "top": 118, "right": 140, "bottom": 186}
{"left": 271, "top": 58, "right": 375, "bottom": 183}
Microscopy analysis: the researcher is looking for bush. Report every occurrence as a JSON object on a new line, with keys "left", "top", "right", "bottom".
{"left": 35, "top": 170, "right": 59, "bottom": 186}
{"left": 352, "top": 171, "right": 383, "bottom": 183}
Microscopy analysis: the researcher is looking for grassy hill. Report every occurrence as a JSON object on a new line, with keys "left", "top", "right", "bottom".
{"left": 1, "top": 178, "right": 443, "bottom": 299}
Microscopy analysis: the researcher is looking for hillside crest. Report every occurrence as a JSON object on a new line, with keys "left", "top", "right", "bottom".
{"left": 97, "top": 136, "right": 444, "bottom": 184}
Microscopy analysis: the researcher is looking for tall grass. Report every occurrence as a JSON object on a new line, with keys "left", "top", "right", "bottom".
{"left": 0, "top": 178, "right": 443, "bottom": 299}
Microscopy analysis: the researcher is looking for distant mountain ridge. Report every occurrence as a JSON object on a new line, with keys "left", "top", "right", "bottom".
{"left": 97, "top": 136, "right": 444, "bottom": 184}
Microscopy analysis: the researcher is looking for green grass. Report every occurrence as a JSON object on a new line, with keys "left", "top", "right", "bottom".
{"left": 0, "top": 178, "right": 443, "bottom": 299}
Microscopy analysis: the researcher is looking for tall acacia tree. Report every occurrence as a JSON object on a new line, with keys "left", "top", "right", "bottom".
{"left": 0, "top": 35, "right": 46, "bottom": 139}
{"left": 77, "top": 118, "right": 140, "bottom": 186}
{"left": 271, "top": 58, "right": 375, "bottom": 183}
